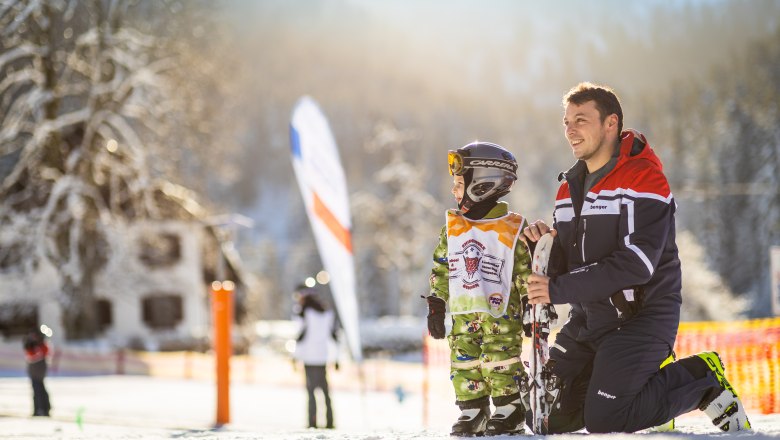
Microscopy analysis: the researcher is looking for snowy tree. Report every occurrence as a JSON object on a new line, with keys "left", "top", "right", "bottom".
{"left": 648, "top": 28, "right": 780, "bottom": 317}
{"left": 352, "top": 121, "right": 443, "bottom": 317}
{"left": 0, "top": 1, "right": 221, "bottom": 339}
{"left": 676, "top": 231, "right": 747, "bottom": 321}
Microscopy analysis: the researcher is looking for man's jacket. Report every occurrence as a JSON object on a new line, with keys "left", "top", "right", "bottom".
{"left": 549, "top": 130, "right": 682, "bottom": 343}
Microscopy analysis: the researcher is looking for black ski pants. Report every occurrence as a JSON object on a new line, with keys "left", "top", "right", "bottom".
{"left": 304, "top": 365, "right": 333, "bottom": 428}
{"left": 530, "top": 318, "right": 720, "bottom": 433}
{"left": 30, "top": 378, "right": 50, "bottom": 416}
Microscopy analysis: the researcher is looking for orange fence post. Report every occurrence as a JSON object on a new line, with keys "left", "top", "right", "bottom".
{"left": 212, "top": 280, "right": 234, "bottom": 426}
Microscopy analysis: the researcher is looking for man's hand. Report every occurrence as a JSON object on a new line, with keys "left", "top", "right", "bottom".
{"left": 523, "top": 220, "right": 556, "bottom": 243}
{"left": 425, "top": 295, "right": 447, "bottom": 339}
{"left": 527, "top": 273, "right": 552, "bottom": 304}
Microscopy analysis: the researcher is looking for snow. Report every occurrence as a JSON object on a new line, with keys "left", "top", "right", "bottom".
{"left": 0, "top": 374, "right": 779, "bottom": 439}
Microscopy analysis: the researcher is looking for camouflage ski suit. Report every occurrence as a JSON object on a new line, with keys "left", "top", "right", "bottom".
{"left": 429, "top": 202, "right": 532, "bottom": 406}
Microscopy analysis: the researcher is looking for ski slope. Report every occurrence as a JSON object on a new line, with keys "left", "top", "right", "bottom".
{"left": 0, "top": 374, "right": 778, "bottom": 439}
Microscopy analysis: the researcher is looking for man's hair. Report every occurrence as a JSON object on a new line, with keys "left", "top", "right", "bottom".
{"left": 563, "top": 82, "right": 623, "bottom": 135}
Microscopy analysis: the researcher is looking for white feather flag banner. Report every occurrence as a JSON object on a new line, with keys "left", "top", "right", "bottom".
{"left": 290, "top": 96, "right": 362, "bottom": 362}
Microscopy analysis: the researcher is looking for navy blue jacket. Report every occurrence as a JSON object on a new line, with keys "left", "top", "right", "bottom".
{"left": 549, "top": 130, "right": 682, "bottom": 344}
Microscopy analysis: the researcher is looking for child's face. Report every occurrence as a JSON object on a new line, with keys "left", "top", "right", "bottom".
{"left": 451, "top": 175, "right": 465, "bottom": 206}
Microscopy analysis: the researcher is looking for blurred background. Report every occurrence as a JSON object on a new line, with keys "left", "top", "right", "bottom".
{"left": 0, "top": 0, "right": 778, "bottom": 358}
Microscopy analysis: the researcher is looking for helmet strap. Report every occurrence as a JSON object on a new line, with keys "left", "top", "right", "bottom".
{"left": 462, "top": 195, "right": 499, "bottom": 220}
{"left": 458, "top": 168, "right": 501, "bottom": 219}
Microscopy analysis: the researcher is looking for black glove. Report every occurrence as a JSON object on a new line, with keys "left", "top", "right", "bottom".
{"left": 424, "top": 295, "right": 447, "bottom": 339}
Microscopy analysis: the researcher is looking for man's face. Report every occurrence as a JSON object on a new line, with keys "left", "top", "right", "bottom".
{"left": 452, "top": 175, "right": 465, "bottom": 206}
{"left": 563, "top": 100, "right": 610, "bottom": 162}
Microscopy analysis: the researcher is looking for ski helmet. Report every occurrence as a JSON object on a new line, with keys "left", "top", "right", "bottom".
{"left": 448, "top": 142, "right": 518, "bottom": 213}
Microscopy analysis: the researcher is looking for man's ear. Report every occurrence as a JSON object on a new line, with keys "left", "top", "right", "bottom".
{"left": 606, "top": 114, "right": 618, "bottom": 130}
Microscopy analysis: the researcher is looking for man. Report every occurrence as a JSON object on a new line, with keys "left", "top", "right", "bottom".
{"left": 522, "top": 82, "right": 751, "bottom": 433}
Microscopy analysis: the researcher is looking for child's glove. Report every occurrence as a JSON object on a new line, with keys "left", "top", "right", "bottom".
{"left": 424, "top": 295, "right": 447, "bottom": 339}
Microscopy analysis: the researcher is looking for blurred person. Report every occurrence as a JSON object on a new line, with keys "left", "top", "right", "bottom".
{"left": 522, "top": 82, "right": 751, "bottom": 433}
{"left": 293, "top": 285, "right": 338, "bottom": 429}
{"left": 23, "top": 329, "right": 51, "bottom": 417}
{"left": 425, "top": 142, "right": 532, "bottom": 436}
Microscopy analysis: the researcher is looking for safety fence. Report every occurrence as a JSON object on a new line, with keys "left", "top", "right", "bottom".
{"left": 0, "top": 343, "right": 423, "bottom": 395}
{"left": 422, "top": 316, "right": 780, "bottom": 422}
{"left": 675, "top": 317, "right": 780, "bottom": 414}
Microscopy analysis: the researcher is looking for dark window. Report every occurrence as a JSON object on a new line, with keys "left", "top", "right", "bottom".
{"left": 138, "top": 233, "right": 181, "bottom": 267}
{"left": 95, "top": 299, "right": 112, "bottom": 331}
{"left": 0, "top": 302, "right": 38, "bottom": 338}
{"left": 141, "top": 294, "right": 183, "bottom": 329}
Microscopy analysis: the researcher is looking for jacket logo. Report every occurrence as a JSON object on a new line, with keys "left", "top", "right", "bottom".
{"left": 488, "top": 293, "right": 504, "bottom": 310}
{"left": 450, "top": 239, "right": 504, "bottom": 289}
{"left": 570, "top": 262, "right": 598, "bottom": 274}
{"left": 461, "top": 240, "right": 484, "bottom": 289}
{"left": 590, "top": 204, "right": 608, "bottom": 210}
{"left": 467, "top": 158, "right": 516, "bottom": 172}
{"left": 597, "top": 390, "right": 616, "bottom": 399}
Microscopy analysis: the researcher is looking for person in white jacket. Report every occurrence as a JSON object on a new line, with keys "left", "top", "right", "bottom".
{"left": 293, "top": 286, "right": 338, "bottom": 429}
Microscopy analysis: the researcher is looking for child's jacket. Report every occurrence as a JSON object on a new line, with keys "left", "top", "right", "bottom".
{"left": 430, "top": 201, "right": 531, "bottom": 316}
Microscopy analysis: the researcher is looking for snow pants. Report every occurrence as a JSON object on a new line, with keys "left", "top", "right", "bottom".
{"left": 27, "top": 360, "right": 50, "bottom": 417}
{"left": 304, "top": 365, "right": 333, "bottom": 428}
{"left": 529, "top": 318, "right": 721, "bottom": 433}
{"left": 448, "top": 310, "right": 525, "bottom": 407}
{"left": 30, "top": 377, "right": 50, "bottom": 416}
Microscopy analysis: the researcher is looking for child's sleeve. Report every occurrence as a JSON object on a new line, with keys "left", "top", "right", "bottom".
{"left": 512, "top": 235, "right": 532, "bottom": 298}
{"left": 429, "top": 225, "right": 449, "bottom": 302}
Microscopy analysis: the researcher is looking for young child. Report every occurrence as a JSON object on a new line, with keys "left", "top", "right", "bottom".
{"left": 425, "top": 141, "right": 531, "bottom": 436}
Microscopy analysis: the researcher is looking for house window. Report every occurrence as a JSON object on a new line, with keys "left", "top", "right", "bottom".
{"left": 95, "top": 299, "right": 112, "bottom": 331}
{"left": 141, "top": 294, "right": 183, "bottom": 329}
{"left": 138, "top": 232, "right": 181, "bottom": 267}
{"left": 0, "top": 302, "right": 38, "bottom": 338}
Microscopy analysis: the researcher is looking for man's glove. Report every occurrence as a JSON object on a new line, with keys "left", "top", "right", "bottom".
{"left": 424, "top": 295, "right": 447, "bottom": 339}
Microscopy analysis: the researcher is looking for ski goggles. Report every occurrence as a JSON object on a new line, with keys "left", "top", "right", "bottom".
{"left": 448, "top": 150, "right": 518, "bottom": 176}
{"left": 447, "top": 150, "right": 465, "bottom": 176}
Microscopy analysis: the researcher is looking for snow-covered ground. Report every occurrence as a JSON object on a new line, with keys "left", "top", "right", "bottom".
{"left": 0, "top": 374, "right": 779, "bottom": 439}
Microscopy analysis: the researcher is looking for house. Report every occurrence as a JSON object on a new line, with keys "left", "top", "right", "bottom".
{"left": 0, "top": 186, "right": 255, "bottom": 352}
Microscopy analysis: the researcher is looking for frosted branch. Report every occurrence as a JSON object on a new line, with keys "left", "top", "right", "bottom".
{"left": 0, "top": 43, "right": 40, "bottom": 71}
{"left": 2, "top": 0, "right": 39, "bottom": 37}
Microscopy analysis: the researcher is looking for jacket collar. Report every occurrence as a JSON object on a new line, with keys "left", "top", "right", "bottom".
{"left": 560, "top": 129, "right": 659, "bottom": 183}
{"left": 485, "top": 201, "right": 509, "bottom": 219}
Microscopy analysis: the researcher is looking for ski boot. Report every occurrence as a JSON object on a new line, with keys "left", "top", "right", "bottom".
{"left": 485, "top": 397, "right": 525, "bottom": 435}
{"left": 451, "top": 402, "right": 490, "bottom": 437}
{"left": 696, "top": 352, "right": 752, "bottom": 432}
